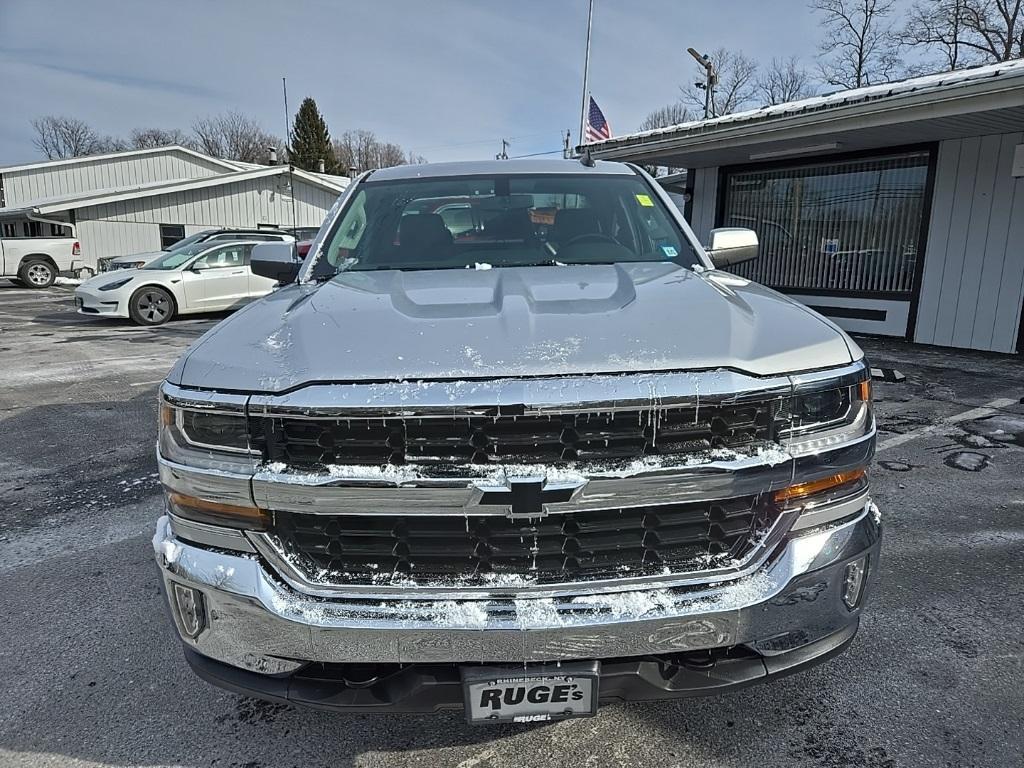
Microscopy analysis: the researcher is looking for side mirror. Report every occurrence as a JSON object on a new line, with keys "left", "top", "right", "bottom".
{"left": 706, "top": 227, "right": 759, "bottom": 269}
{"left": 189, "top": 259, "right": 211, "bottom": 271}
{"left": 251, "top": 242, "right": 301, "bottom": 284}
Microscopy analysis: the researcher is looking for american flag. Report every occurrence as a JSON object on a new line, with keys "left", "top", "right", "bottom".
{"left": 584, "top": 96, "right": 611, "bottom": 143}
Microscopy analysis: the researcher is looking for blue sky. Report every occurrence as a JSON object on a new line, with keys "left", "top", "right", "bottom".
{"left": 0, "top": 0, "right": 824, "bottom": 164}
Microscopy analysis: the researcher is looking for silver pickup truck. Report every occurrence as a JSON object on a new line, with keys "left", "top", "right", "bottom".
{"left": 153, "top": 159, "right": 880, "bottom": 724}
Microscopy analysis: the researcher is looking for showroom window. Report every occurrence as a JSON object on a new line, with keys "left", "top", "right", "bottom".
{"left": 720, "top": 150, "right": 931, "bottom": 294}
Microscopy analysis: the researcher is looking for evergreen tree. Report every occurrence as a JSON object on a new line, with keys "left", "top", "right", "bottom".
{"left": 288, "top": 97, "right": 339, "bottom": 173}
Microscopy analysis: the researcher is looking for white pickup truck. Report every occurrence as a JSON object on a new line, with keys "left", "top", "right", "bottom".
{"left": 0, "top": 237, "right": 83, "bottom": 288}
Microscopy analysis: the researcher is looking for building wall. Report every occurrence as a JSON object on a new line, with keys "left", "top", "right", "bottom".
{"left": 687, "top": 166, "right": 719, "bottom": 245}
{"left": 1, "top": 149, "right": 227, "bottom": 207}
{"left": 74, "top": 175, "right": 340, "bottom": 263}
{"left": 914, "top": 132, "right": 1024, "bottom": 353}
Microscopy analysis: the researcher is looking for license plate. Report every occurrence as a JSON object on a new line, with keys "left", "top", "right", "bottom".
{"left": 462, "top": 662, "right": 599, "bottom": 724}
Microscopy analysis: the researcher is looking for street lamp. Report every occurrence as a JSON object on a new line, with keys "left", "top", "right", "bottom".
{"left": 687, "top": 47, "right": 718, "bottom": 119}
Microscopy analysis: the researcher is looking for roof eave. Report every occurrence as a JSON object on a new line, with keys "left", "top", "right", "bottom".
{"left": 590, "top": 71, "right": 1024, "bottom": 163}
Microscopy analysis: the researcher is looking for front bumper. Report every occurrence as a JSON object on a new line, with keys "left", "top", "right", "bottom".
{"left": 154, "top": 504, "right": 881, "bottom": 705}
{"left": 74, "top": 284, "right": 128, "bottom": 317}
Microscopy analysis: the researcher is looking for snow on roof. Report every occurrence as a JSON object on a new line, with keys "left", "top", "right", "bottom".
{"left": 590, "top": 58, "right": 1024, "bottom": 150}
{"left": 0, "top": 165, "right": 347, "bottom": 217}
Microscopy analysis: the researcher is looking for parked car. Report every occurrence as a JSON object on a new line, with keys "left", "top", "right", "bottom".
{"left": 153, "top": 159, "right": 879, "bottom": 723}
{"left": 1, "top": 235, "right": 83, "bottom": 288}
{"left": 75, "top": 240, "right": 277, "bottom": 325}
{"left": 99, "top": 228, "right": 298, "bottom": 272}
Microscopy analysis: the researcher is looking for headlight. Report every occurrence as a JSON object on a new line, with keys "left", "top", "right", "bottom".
{"left": 158, "top": 386, "right": 259, "bottom": 471}
{"left": 158, "top": 385, "right": 266, "bottom": 530}
{"left": 780, "top": 379, "right": 873, "bottom": 457}
{"left": 99, "top": 277, "right": 133, "bottom": 291}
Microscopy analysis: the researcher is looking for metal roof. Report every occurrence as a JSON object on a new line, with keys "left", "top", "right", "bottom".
{"left": 367, "top": 158, "right": 634, "bottom": 181}
{"left": 0, "top": 166, "right": 347, "bottom": 218}
{"left": 0, "top": 144, "right": 241, "bottom": 174}
{"left": 589, "top": 59, "right": 1024, "bottom": 162}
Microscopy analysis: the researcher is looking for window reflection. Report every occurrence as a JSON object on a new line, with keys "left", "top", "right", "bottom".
{"left": 723, "top": 151, "right": 930, "bottom": 294}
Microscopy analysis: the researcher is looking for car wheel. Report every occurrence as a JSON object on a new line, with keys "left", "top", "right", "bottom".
{"left": 129, "top": 286, "right": 175, "bottom": 325}
{"left": 18, "top": 259, "right": 56, "bottom": 288}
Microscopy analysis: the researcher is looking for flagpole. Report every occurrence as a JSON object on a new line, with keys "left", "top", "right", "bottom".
{"left": 577, "top": 0, "right": 594, "bottom": 154}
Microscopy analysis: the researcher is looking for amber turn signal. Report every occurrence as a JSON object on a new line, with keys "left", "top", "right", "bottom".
{"left": 168, "top": 491, "right": 270, "bottom": 530}
{"left": 858, "top": 380, "right": 872, "bottom": 402}
{"left": 160, "top": 402, "right": 175, "bottom": 426}
{"left": 773, "top": 468, "right": 866, "bottom": 504}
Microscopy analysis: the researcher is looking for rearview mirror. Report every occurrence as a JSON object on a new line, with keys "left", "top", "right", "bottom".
{"left": 706, "top": 227, "right": 759, "bottom": 269}
{"left": 251, "top": 242, "right": 301, "bottom": 284}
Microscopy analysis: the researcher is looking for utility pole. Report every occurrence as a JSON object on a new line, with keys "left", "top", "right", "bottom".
{"left": 562, "top": 129, "right": 572, "bottom": 159}
{"left": 577, "top": 0, "right": 595, "bottom": 152}
{"left": 687, "top": 47, "right": 718, "bottom": 119}
{"left": 496, "top": 139, "right": 510, "bottom": 160}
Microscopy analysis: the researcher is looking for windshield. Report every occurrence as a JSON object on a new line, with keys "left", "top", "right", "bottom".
{"left": 161, "top": 230, "right": 212, "bottom": 251}
{"left": 143, "top": 242, "right": 211, "bottom": 270}
{"left": 311, "top": 173, "right": 696, "bottom": 278}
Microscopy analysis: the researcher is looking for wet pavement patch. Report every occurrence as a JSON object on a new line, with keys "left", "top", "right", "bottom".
{"left": 962, "top": 414, "right": 1024, "bottom": 447}
{"left": 878, "top": 460, "right": 913, "bottom": 472}
{"left": 943, "top": 451, "right": 991, "bottom": 472}
{"left": 952, "top": 433, "right": 994, "bottom": 449}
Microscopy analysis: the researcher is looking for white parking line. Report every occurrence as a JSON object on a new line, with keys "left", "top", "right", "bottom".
{"left": 877, "top": 397, "right": 1018, "bottom": 452}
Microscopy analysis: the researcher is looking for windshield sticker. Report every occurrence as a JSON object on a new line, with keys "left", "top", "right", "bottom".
{"left": 661, "top": 245, "right": 678, "bottom": 258}
{"left": 635, "top": 194, "right": 655, "bottom": 207}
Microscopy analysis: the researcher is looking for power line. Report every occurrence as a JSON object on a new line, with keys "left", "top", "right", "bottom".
{"left": 508, "top": 149, "right": 565, "bottom": 159}
{"left": 409, "top": 131, "right": 557, "bottom": 154}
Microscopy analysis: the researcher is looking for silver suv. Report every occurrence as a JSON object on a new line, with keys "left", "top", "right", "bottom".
{"left": 154, "top": 159, "right": 880, "bottom": 724}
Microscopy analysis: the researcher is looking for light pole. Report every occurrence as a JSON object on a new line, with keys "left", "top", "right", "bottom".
{"left": 687, "top": 47, "right": 718, "bottom": 119}
{"left": 577, "top": 0, "right": 595, "bottom": 152}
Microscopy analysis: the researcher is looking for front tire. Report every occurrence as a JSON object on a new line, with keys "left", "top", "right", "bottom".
{"left": 129, "top": 286, "right": 175, "bottom": 325}
{"left": 19, "top": 259, "right": 56, "bottom": 288}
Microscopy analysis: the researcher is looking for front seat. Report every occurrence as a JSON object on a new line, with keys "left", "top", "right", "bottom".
{"left": 397, "top": 213, "right": 454, "bottom": 264}
{"left": 551, "top": 208, "right": 602, "bottom": 247}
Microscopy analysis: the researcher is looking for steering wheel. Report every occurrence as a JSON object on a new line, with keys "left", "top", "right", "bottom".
{"left": 562, "top": 232, "right": 619, "bottom": 248}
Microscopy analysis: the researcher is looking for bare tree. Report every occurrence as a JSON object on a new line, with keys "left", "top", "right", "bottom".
{"left": 811, "top": 0, "right": 900, "bottom": 88}
{"left": 758, "top": 57, "right": 815, "bottom": 105}
{"left": 640, "top": 102, "right": 694, "bottom": 131}
{"left": 192, "top": 111, "right": 281, "bottom": 164}
{"left": 903, "top": 0, "right": 1023, "bottom": 67}
{"left": 30, "top": 116, "right": 101, "bottom": 159}
{"left": 680, "top": 48, "right": 759, "bottom": 117}
{"left": 130, "top": 127, "right": 195, "bottom": 150}
{"left": 332, "top": 129, "right": 423, "bottom": 173}
{"left": 901, "top": 0, "right": 971, "bottom": 70}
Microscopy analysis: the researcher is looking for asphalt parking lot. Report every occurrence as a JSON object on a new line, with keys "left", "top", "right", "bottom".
{"left": 1, "top": 281, "right": 1022, "bottom": 768}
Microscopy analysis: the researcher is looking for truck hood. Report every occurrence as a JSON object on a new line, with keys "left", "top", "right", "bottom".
{"left": 174, "top": 262, "right": 857, "bottom": 392}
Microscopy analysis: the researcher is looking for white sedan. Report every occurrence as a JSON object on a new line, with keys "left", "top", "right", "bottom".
{"left": 74, "top": 240, "right": 280, "bottom": 325}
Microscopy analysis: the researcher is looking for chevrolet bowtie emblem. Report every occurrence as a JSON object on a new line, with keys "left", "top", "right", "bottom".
{"left": 471, "top": 476, "right": 587, "bottom": 519}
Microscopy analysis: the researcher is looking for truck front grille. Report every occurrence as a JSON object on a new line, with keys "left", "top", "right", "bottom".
{"left": 252, "top": 402, "right": 776, "bottom": 471}
{"left": 269, "top": 495, "right": 775, "bottom": 585}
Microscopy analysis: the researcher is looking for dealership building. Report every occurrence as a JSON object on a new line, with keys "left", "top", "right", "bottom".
{"left": 0, "top": 145, "right": 347, "bottom": 272}
{"left": 592, "top": 60, "right": 1024, "bottom": 355}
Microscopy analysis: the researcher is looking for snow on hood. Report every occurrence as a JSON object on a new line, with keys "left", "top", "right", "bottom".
{"left": 173, "top": 262, "right": 855, "bottom": 391}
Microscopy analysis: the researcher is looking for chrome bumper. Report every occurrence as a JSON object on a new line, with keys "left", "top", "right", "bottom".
{"left": 153, "top": 505, "right": 881, "bottom": 673}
